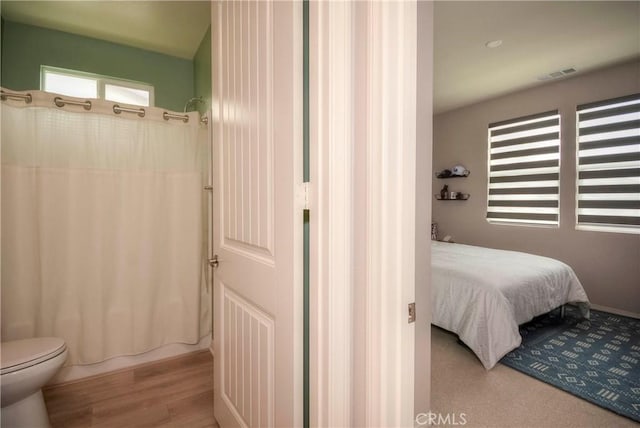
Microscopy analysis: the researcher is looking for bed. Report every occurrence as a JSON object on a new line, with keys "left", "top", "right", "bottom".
{"left": 431, "top": 241, "right": 590, "bottom": 369}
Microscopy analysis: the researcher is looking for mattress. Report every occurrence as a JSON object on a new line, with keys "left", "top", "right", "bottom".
{"left": 431, "top": 241, "right": 590, "bottom": 369}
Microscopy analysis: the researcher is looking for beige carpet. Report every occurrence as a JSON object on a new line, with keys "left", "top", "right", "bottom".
{"left": 431, "top": 326, "right": 638, "bottom": 428}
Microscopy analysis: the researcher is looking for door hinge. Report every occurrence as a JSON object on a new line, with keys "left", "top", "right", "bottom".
{"left": 297, "top": 182, "right": 311, "bottom": 210}
{"left": 408, "top": 302, "right": 416, "bottom": 323}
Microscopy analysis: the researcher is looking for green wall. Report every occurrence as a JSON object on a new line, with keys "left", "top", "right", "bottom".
{"left": 193, "top": 26, "right": 212, "bottom": 115}
{"left": 1, "top": 21, "right": 194, "bottom": 111}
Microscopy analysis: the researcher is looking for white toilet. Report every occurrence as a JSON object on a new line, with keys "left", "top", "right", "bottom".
{"left": 1, "top": 337, "right": 68, "bottom": 428}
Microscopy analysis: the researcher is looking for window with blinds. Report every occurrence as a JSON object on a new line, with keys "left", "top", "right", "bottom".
{"left": 576, "top": 93, "right": 640, "bottom": 234}
{"left": 487, "top": 110, "right": 560, "bottom": 226}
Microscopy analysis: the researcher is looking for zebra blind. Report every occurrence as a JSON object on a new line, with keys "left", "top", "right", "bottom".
{"left": 576, "top": 93, "right": 640, "bottom": 233}
{"left": 487, "top": 110, "right": 560, "bottom": 226}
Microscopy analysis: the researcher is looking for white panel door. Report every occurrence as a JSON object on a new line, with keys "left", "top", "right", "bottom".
{"left": 211, "top": 1, "right": 302, "bottom": 427}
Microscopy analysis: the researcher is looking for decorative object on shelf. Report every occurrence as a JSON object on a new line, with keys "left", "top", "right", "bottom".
{"left": 440, "top": 184, "right": 449, "bottom": 199}
{"left": 435, "top": 193, "right": 470, "bottom": 200}
{"left": 431, "top": 222, "right": 438, "bottom": 240}
{"left": 436, "top": 165, "right": 470, "bottom": 178}
{"left": 451, "top": 165, "right": 470, "bottom": 177}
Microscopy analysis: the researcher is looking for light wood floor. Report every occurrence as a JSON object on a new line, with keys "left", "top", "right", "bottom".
{"left": 43, "top": 350, "right": 218, "bottom": 428}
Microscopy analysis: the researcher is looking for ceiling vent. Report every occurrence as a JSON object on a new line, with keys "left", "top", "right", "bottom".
{"left": 538, "top": 67, "right": 577, "bottom": 81}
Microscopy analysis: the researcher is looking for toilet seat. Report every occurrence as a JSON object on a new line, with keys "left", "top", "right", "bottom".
{"left": 1, "top": 338, "right": 67, "bottom": 375}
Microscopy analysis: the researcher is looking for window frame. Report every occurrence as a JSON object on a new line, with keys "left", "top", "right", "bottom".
{"left": 40, "top": 65, "right": 155, "bottom": 107}
{"left": 486, "top": 110, "right": 562, "bottom": 228}
{"left": 575, "top": 93, "right": 640, "bottom": 235}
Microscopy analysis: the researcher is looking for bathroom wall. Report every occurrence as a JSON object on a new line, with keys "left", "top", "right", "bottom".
{"left": 432, "top": 60, "right": 640, "bottom": 314}
{"left": 0, "top": 18, "right": 5, "bottom": 59}
{"left": 193, "top": 26, "right": 212, "bottom": 115}
{"left": 0, "top": 20, "right": 194, "bottom": 111}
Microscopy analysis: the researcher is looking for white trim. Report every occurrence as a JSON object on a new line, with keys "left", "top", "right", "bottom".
{"left": 575, "top": 224, "right": 640, "bottom": 234}
{"left": 589, "top": 304, "right": 640, "bottom": 319}
{"left": 487, "top": 218, "right": 559, "bottom": 227}
{"left": 363, "top": 3, "right": 417, "bottom": 426}
{"left": 309, "top": 1, "right": 354, "bottom": 425}
{"left": 291, "top": 2, "right": 305, "bottom": 427}
{"left": 310, "top": 2, "right": 422, "bottom": 426}
{"left": 415, "top": 1, "right": 433, "bottom": 420}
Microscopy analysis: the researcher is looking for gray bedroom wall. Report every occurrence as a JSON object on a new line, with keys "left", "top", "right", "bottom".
{"left": 432, "top": 59, "right": 640, "bottom": 314}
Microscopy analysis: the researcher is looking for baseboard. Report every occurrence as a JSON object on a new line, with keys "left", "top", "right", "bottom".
{"left": 590, "top": 303, "right": 640, "bottom": 319}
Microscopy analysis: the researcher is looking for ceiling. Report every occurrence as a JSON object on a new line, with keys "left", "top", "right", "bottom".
{"left": 1, "top": 1, "right": 638, "bottom": 112}
{"left": 0, "top": 1, "right": 211, "bottom": 60}
{"left": 434, "top": 1, "right": 640, "bottom": 113}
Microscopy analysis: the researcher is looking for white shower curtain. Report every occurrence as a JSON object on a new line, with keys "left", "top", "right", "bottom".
{"left": 1, "top": 89, "right": 210, "bottom": 365}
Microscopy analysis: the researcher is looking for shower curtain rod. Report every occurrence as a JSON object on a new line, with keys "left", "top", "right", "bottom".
{"left": 0, "top": 89, "right": 208, "bottom": 124}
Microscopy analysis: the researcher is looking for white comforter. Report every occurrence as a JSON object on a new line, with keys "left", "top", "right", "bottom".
{"left": 431, "top": 241, "right": 590, "bottom": 369}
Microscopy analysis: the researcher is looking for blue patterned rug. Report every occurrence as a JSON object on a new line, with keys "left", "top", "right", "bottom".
{"left": 501, "top": 306, "right": 640, "bottom": 422}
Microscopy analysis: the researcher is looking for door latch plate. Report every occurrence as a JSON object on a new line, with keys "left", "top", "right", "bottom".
{"left": 208, "top": 255, "right": 219, "bottom": 268}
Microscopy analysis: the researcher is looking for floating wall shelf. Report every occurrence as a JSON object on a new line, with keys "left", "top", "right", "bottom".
{"left": 435, "top": 194, "right": 470, "bottom": 201}
{"left": 435, "top": 170, "right": 471, "bottom": 179}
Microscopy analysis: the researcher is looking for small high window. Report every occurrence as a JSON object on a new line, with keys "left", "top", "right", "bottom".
{"left": 576, "top": 93, "right": 640, "bottom": 234}
{"left": 487, "top": 110, "right": 561, "bottom": 227}
{"left": 41, "top": 66, "right": 154, "bottom": 107}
